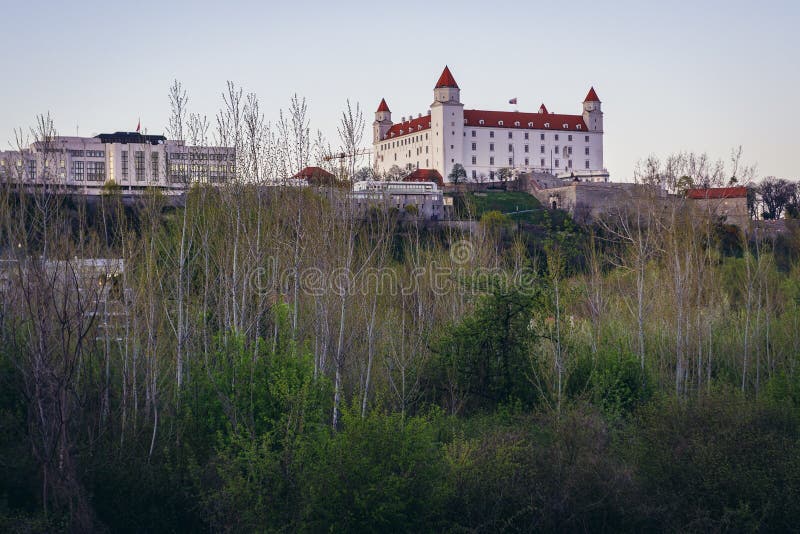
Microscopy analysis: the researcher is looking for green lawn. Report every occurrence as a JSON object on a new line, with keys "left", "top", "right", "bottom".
{"left": 453, "top": 191, "right": 547, "bottom": 224}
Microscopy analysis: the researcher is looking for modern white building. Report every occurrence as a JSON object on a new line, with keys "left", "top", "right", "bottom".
{"left": 373, "top": 66, "right": 607, "bottom": 183}
{"left": 0, "top": 131, "right": 235, "bottom": 195}
{"left": 351, "top": 180, "right": 452, "bottom": 220}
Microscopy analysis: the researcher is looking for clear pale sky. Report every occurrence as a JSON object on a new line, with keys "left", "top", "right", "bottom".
{"left": 1, "top": 0, "right": 797, "bottom": 180}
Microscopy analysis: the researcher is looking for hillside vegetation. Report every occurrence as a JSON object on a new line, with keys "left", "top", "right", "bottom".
{"left": 1, "top": 180, "right": 800, "bottom": 532}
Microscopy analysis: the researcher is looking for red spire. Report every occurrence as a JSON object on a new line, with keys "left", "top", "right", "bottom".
{"left": 584, "top": 87, "right": 601, "bottom": 102}
{"left": 538, "top": 103, "right": 548, "bottom": 114}
{"left": 376, "top": 98, "right": 390, "bottom": 113}
{"left": 434, "top": 66, "right": 459, "bottom": 89}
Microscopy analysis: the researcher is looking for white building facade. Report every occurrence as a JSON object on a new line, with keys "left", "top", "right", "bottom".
{"left": 0, "top": 131, "right": 235, "bottom": 195}
{"left": 373, "top": 66, "right": 607, "bottom": 183}
{"left": 351, "top": 180, "right": 452, "bottom": 220}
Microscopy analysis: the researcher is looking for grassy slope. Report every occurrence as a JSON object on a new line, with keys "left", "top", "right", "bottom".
{"left": 455, "top": 191, "right": 549, "bottom": 224}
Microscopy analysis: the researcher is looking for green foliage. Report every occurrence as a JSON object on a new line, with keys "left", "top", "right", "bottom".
{"left": 627, "top": 395, "right": 800, "bottom": 532}
{"left": 568, "top": 348, "right": 652, "bottom": 419}
{"left": 431, "top": 283, "right": 541, "bottom": 413}
{"left": 301, "top": 408, "right": 446, "bottom": 532}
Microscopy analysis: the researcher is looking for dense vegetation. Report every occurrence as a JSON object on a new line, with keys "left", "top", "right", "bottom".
{"left": 1, "top": 180, "right": 799, "bottom": 533}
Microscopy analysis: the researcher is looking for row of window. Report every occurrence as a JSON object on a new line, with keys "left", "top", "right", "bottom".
{"left": 469, "top": 143, "right": 591, "bottom": 156}
{"left": 381, "top": 133, "right": 429, "bottom": 150}
{"left": 68, "top": 150, "right": 105, "bottom": 158}
{"left": 169, "top": 152, "right": 234, "bottom": 161}
{"left": 472, "top": 131, "right": 590, "bottom": 143}
{"left": 468, "top": 156, "right": 592, "bottom": 169}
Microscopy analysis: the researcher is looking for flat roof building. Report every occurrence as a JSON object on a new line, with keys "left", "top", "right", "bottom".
{"left": 0, "top": 131, "right": 235, "bottom": 195}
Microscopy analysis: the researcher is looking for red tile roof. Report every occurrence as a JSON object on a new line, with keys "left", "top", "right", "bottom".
{"left": 377, "top": 98, "right": 390, "bottom": 113}
{"left": 383, "top": 115, "right": 432, "bottom": 138}
{"left": 464, "top": 109, "right": 587, "bottom": 131}
{"left": 539, "top": 104, "right": 548, "bottom": 114}
{"left": 686, "top": 187, "right": 748, "bottom": 199}
{"left": 435, "top": 66, "right": 459, "bottom": 89}
{"left": 584, "top": 87, "right": 601, "bottom": 102}
{"left": 404, "top": 168, "right": 444, "bottom": 186}
{"left": 292, "top": 166, "right": 335, "bottom": 181}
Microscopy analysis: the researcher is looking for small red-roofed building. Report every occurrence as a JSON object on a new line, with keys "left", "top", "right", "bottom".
{"left": 686, "top": 186, "right": 750, "bottom": 228}
{"left": 373, "top": 66, "right": 607, "bottom": 183}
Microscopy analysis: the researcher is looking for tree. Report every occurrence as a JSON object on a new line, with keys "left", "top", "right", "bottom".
{"left": 759, "top": 177, "right": 796, "bottom": 219}
{"left": 448, "top": 163, "right": 466, "bottom": 184}
{"left": 353, "top": 166, "right": 374, "bottom": 183}
{"left": 497, "top": 167, "right": 512, "bottom": 187}
{"left": 386, "top": 165, "right": 407, "bottom": 181}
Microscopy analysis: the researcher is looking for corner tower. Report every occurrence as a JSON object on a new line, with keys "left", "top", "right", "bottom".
{"left": 430, "top": 66, "right": 464, "bottom": 180}
{"left": 582, "top": 87, "right": 603, "bottom": 132}
{"left": 373, "top": 98, "right": 392, "bottom": 143}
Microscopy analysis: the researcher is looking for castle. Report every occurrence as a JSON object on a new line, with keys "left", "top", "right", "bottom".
{"left": 373, "top": 66, "right": 607, "bottom": 183}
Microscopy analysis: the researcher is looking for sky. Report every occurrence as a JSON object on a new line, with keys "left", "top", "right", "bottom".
{"left": 0, "top": 0, "right": 798, "bottom": 181}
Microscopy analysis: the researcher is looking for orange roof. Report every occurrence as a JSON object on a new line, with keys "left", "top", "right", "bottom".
{"left": 292, "top": 166, "right": 335, "bottom": 181}
{"left": 377, "top": 98, "right": 390, "bottom": 113}
{"left": 405, "top": 168, "right": 443, "bottom": 186}
{"left": 687, "top": 187, "right": 748, "bottom": 199}
{"left": 384, "top": 115, "right": 432, "bottom": 138}
{"left": 464, "top": 109, "right": 587, "bottom": 131}
{"left": 584, "top": 87, "right": 601, "bottom": 103}
{"left": 434, "top": 66, "right": 459, "bottom": 89}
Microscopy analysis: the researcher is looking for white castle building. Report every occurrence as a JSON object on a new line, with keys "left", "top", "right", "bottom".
{"left": 373, "top": 66, "right": 607, "bottom": 183}
{"left": 0, "top": 131, "right": 235, "bottom": 195}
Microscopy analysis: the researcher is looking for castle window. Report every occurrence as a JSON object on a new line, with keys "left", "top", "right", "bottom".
{"left": 540, "top": 145, "right": 545, "bottom": 154}
{"left": 472, "top": 170, "right": 477, "bottom": 179}
{"left": 524, "top": 132, "right": 529, "bottom": 140}
{"left": 555, "top": 159, "right": 560, "bottom": 167}
{"left": 498, "top": 121, "right": 504, "bottom": 126}
{"left": 568, "top": 146, "right": 573, "bottom": 155}
{"left": 514, "top": 121, "right": 520, "bottom": 127}
{"left": 576, "top": 124, "right": 582, "bottom": 130}
{"left": 489, "top": 131, "right": 494, "bottom": 138}
{"left": 508, "top": 144, "right": 513, "bottom": 152}
{"left": 585, "top": 135, "right": 589, "bottom": 142}
{"left": 508, "top": 158, "right": 513, "bottom": 165}
{"left": 585, "top": 160, "right": 590, "bottom": 169}
{"left": 479, "top": 120, "right": 485, "bottom": 125}
{"left": 544, "top": 123, "right": 550, "bottom": 128}
{"left": 490, "top": 156, "right": 495, "bottom": 165}
{"left": 508, "top": 131, "right": 513, "bottom": 139}
{"left": 524, "top": 157, "right": 529, "bottom": 165}
{"left": 562, "top": 123, "right": 568, "bottom": 129}
{"left": 472, "top": 156, "right": 476, "bottom": 164}
{"left": 489, "top": 143, "right": 494, "bottom": 151}
{"left": 540, "top": 133, "right": 545, "bottom": 140}
{"left": 541, "top": 158, "right": 545, "bottom": 166}
{"left": 524, "top": 145, "right": 529, "bottom": 153}
{"left": 471, "top": 143, "right": 476, "bottom": 151}
{"left": 471, "top": 130, "right": 476, "bottom": 137}
{"left": 555, "top": 134, "right": 559, "bottom": 141}
{"left": 528, "top": 122, "right": 534, "bottom": 127}
{"left": 568, "top": 135, "right": 573, "bottom": 141}
{"left": 568, "top": 160, "right": 573, "bottom": 168}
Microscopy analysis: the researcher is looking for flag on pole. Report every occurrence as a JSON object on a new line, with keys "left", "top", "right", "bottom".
{"left": 508, "top": 98, "right": 517, "bottom": 105}
{"left": 136, "top": 119, "right": 141, "bottom": 133}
